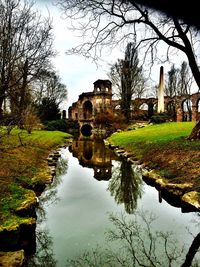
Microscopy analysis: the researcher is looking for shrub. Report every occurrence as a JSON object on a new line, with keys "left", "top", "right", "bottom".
{"left": 36, "top": 97, "right": 61, "bottom": 122}
{"left": 44, "top": 119, "right": 79, "bottom": 132}
{"left": 45, "top": 119, "right": 67, "bottom": 132}
{"left": 0, "top": 114, "right": 19, "bottom": 135}
{"left": 94, "top": 110, "right": 127, "bottom": 130}
{"left": 149, "top": 113, "right": 172, "bottom": 124}
{"left": 22, "top": 106, "right": 42, "bottom": 134}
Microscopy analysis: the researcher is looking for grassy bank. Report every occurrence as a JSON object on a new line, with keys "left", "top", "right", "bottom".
{"left": 0, "top": 129, "right": 71, "bottom": 230}
{"left": 108, "top": 122, "right": 200, "bottom": 191}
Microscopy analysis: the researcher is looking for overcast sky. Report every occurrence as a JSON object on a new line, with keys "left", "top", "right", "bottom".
{"left": 35, "top": 0, "right": 196, "bottom": 113}
{"left": 35, "top": 0, "right": 126, "bottom": 111}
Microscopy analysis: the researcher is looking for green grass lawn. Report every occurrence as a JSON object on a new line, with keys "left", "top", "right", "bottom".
{"left": 0, "top": 129, "right": 72, "bottom": 228}
{"left": 108, "top": 122, "right": 195, "bottom": 148}
{"left": 1, "top": 129, "right": 71, "bottom": 148}
{"left": 108, "top": 122, "right": 200, "bottom": 186}
{"left": 22, "top": 129, "right": 71, "bottom": 144}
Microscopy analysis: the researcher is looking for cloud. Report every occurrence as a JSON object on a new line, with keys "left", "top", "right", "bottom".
{"left": 34, "top": 0, "right": 198, "bottom": 114}
{"left": 35, "top": 0, "right": 117, "bottom": 112}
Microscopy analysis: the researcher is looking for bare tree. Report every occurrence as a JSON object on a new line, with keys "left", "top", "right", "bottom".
{"left": 131, "top": 0, "right": 200, "bottom": 30}
{"left": 178, "top": 61, "right": 193, "bottom": 96}
{"left": 57, "top": 0, "right": 200, "bottom": 139}
{"left": 21, "top": 105, "right": 41, "bottom": 134}
{"left": 165, "top": 61, "right": 193, "bottom": 97}
{"left": 165, "top": 64, "right": 179, "bottom": 97}
{"left": 109, "top": 42, "right": 146, "bottom": 121}
{"left": 33, "top": 69, "right": 67, "bottom": 106}
{"left": 0, "top": 0, "right": 54, "bottom": 117}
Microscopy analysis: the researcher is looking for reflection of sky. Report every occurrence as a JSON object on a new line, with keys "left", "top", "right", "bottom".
{"left": 44, "top": 149, "right": 118, "bottom": 266}
{"left": 38, "top": 148, "right": 200, "bottom": 267}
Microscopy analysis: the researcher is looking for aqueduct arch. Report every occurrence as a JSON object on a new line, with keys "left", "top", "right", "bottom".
{"left": 182, "top": 99, "right": 192, "bottom": 121}
{"left": 68, "top": 79, "right": 200, "bottom": 131}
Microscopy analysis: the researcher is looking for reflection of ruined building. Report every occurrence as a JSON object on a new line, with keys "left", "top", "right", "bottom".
{"left": 68, "top": 79, "right": 200, "bottom": 128}
{"left": 69, "top": 138, "right": 117, "bottom": 181}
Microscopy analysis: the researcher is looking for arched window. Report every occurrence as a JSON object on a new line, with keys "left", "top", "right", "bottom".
{"left": 83, "top": 101, "right": 93, "bottom": 119}
{"left": 166, "top": 101, "right": 176, "bottom": 119}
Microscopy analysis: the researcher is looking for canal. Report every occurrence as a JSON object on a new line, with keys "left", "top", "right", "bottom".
{"left": 25, "top": 135, "right": 200, "bottom": 267}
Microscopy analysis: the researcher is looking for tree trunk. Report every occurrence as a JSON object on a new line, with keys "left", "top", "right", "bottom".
{"left": 0, "top": 96, "right": 4, "bottom": 118}
{"left": 0, "top": 83, "right": 8, "bottom": 118}
{"left": 188, "top": 120, "right": 200, "bottom": 140}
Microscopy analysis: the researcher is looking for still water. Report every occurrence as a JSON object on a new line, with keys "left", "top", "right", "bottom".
{"left": 26, "top": 136, "right": 200, "bottom": 267}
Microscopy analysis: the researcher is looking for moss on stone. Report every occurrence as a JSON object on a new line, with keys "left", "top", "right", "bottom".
{"left": 0, "top": 216, "right": 36, "bottom": 232}
{"left": 0, "top": 250, "right": 24, "bottom": 267}
{"left": 182, "top": 191, "right": 200, "bottom": 209}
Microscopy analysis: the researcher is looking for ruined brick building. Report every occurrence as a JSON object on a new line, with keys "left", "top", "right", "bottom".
{"left": 68, "top": 79, "right": 113, "bottom": 132}
{"left": 68, "top": 79, "right": 200, "bottom": 131}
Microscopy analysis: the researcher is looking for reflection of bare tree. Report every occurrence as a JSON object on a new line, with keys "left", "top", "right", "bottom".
{"left": 24, "top": 189, "right": 60, "bottom": 266}
{"left": 38, "top": 156, "right": 68, "bottom": 220}
{"left": 24, "top": 155, "right": 68, "bottom": 266}
{"left": 36, "top": 175, "right": 62, "bottom": 224}
{"left": 66, "top": 211, "right": 200, "bottom": 267}
{"left": 108, "top": 160, "right": 143, "bottom": 214}
{"left": 107, "top": 212, "right": 184, "bottom": 267}
{"left": 56, "top": 157, "right": 68, "bottom": 176}
{"left": 24, "top": 228, "right": 57, "bottom": 267}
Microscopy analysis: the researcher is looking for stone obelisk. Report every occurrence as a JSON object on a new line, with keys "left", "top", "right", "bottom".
{"left": 157, "top": 66, "right": 164, "bottom": 113}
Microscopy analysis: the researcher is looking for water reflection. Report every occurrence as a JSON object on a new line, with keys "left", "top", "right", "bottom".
{"left": 25, "top": 228, "right": 57, "bottom": 267}
{"left": 67, "top": 211, "right": 200, "bottom": 267}
{"left": 69, "top": 136, "right": 117, "bottom": 181}
{"left": 38, "top": 157, "right": 68, "bottom": 215}
{"left": 108, "top": 161, "right": 143, "bottom": 214}
{"left": 24, "top": 157, "right": 68, "bottom": 266}
{"left": 182, "top": 230, "right": 200, "bottom": 267}
{"left": 25, "top": 206, "right": 200, "bottom": 267}
{"left": 69, "top": 136, "right": 143, "bottom": 214}
{"left": 24, "top": 137, "right": 200, "bottom": 267}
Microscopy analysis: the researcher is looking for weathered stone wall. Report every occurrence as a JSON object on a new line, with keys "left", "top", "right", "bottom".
{"left": 68, "top": 79, "right": 113, "bottom": 127}
{"left": 68, "top": 79, "right": 200, "bottom": 124}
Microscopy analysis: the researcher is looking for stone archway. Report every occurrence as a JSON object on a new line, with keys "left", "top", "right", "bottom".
{"left": 182, "top": 99, "right": 192, "bottom": 121}
{"left": 192, "top": 97, "right": 200, "bottom": 121}
{"left": 147, "top": 101, "right": 157, "bottom": 117}
{"left": 139, "top": 103, "right": 148, "bottom": 111}
{"left": 83, "top": 100, "right": 93, "bottom": 120}
{"left": 81, "top": 124, "right": 93, "bottom": 136}
{"left": 166, "top": 101, "right": 176, "bottom": 120}
{"left": 68, "top": 79, "right": 200, "bottom": 124}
